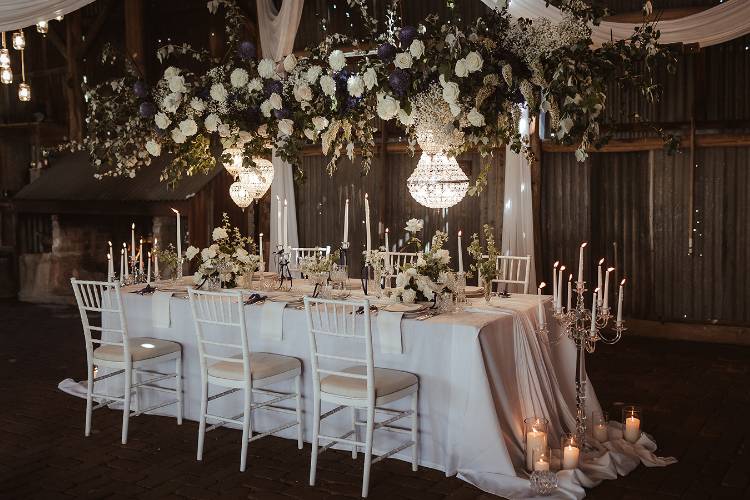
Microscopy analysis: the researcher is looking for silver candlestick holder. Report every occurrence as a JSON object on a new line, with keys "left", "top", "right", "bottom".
{"left": 552, "top": 280, "right": 626, "bottom": 449}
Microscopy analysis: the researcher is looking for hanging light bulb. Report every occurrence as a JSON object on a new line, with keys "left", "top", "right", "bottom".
{"left": 36, "top": 21, "right": 49, "bottom": 35}
{"left": 229, "top": 181, "right": 253, "bottom": 209}
{"left": 406, "top": 152, "right": 469, "bottom": 209}
{"left": 222, "top": 148, "right": 244, "bottom": 178}
{"left": 17, "top": 49, "right": 29, "bottom": 101}
{"left": 1, "top": 67, "right": 12, "bottom": 85}
{"left": 12, "top": 30, "right": 25, "bottom": 51}
{"left": 0, "top": 49, "right": 9, "bottom": 69}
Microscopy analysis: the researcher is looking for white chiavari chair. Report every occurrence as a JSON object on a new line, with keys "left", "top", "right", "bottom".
{"left": 188, "top": 289, "right": 303, "bottom": 472}
{"left": 494, "top": 254, "right": 532, "bottom": 294}
{"left": 304, "top": 297, "right": 419, "bottom": 498}
{"left": 291, "top": 246, "right": 332, "bottom": 277}
{"left": 70, "top": 278, "right": 183, "bottom": 445}
{"left": 380, "top": 251, "right": 419, "bottom": 274}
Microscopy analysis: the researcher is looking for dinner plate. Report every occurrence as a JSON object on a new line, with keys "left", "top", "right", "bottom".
{"left": 382, "top": 303, "right": 427, "bottom": 313}
{"left": 465, "top": 286, "right": 485, "bottom": 298}
{"left": 269, "top": 295, "right": 304, "bottom": 304}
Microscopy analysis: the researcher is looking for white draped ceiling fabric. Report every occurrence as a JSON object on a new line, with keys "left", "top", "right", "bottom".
{"left": 0, "top": 0, "right": 95, "bottom": 31}
{"left": 256, "top": 0, "right": 304, "bottom": 262}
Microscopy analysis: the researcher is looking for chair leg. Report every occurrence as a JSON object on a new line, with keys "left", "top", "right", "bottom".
{"left": 197, "top": 379, "right": 208, "bottom": 461}
{"left": 84, "top": 363, "right": 94, "bottom": 437}
{"left": 309, "top": 396, "right": 320, "bottom": 486}
{"left": 176, "top": 355, "right": 183, "bottom": 425}
{"left": 411, "top": 390, "right": 419, "bottom": 472}
{"left": 121, "top": 366, "right": 132, "bottom": 445}
{"left": 240, "top": 387, "right": 251, "bottom": 472}
{"left": 362, "top": 404, "right": 375, "bottom": 498}
{"left": 350, "top": 407, "right": 357, "bottom": 459}
{"left": 295, "top": 375, "right": 303, "bottom": 450}
{"left": 132, "top": 369, "right": 140, "bottom": 414}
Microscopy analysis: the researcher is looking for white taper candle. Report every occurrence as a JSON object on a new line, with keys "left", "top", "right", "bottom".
{"left": 343, "top": 198, "right": 349, "bottom": 244}
{"left": 458, "top": 230, "right": 464, "bottom": 274}
{"left": 537, "top": 282, "right": 546, "bottom": 326}
{"left": 617, "top": 279, "right": 626, "bottom": 324}
{"left": 603, "top": 267, "right": 614, "bottom": 310}
{"left": 578, "top": 242, "right": 587, "bottom": 285}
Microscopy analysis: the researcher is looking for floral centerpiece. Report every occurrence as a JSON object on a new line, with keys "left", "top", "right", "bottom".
{"left": 391, "top": 231, "right": 454, "bottom": 303}
{"left": 185, "top": 213, "right": 259, "bottom": 288}
{"left": 299, "top": 250, "right": 340, "bottom": 279}
{"left": 467, "top": 224, "right": 501, "bottom": 301}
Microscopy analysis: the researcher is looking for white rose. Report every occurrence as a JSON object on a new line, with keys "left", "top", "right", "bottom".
{"left": 409, "top": 39, "right": 425, "bottom": 59}
{"left": 260, "top": 99, "right": 273, "bottom": 118}
{"left": 376, "top": 93, "right": 400, "bottom": 120}
{"left": 168, "top": 75, "right": 186, "bottom": 93}
{"left": 258, "top": 58, "right": 276, "bottom": 79}
{"left": 402, "top": 288, "right": 417, "bottom": 304}
{"left": 305, "top": 65, "right": 322, "bottom": 84}
{"left": 171, "top": 127, "right": 186, "bottom": 144}
{"left": 278, "top": 118, "right": 294, "bottom": 136}
{"left": 304, "top": 128, "right": 316, "bottom": 141}
{"left": 154, "top": 112, "right": 171, "bottom": 130}
{"left": 218, "top": 123, "right": 231, "bottom": 138}
{"left": 467, "top": 108, "right": 485, "bottom": 127}
{"left": 230, "top": 68, "right": 249, "bottom": 88}
{"left": 145, "top": 140, "right": 161, "bottom": 157}
{"left": 312, "top": 116, "right": 329, "bottom": 132}
{"left": 398, "top": 108, "right": 414, "bottom": 126}
{"left": 162, "top": 92, "right": 182, "bottom": 113}
{"left": 212, "top": 227, "right": 229, "bottom": 241}
{"left": 405, "top": 218, "right": 423, "bottom": 233}
{"left": 283, "top": 54, "right": 297, "bottom": 72}
{"left": 454, "top": 59, "right": 468, "bottom": 78}
{"left": 363, "top": 67, "right": 377, "bottom": 90}
{"left": 210, "top": 83, "right": 228, "bottom": 102}
{"left": 445, "top": 33, "right": 456, "bottom": 47}
{"left": 189, "top": 97, "right": 205, "bottom": 112}
{"left": 394, "top": 52, "right": 413, "bottom": 69}
{"left": 442, "top": 81, "right": 460, "bottom": 104}
{"left": 163, "top": 66, "right": 180, "bottom": 79}
{"left": 465, "top": 51, "right": 483, "bottom": 73}
{"left": 185, "top": 246, "right": 199, "bottom": 260}
{"left": 204, "top": 113, "right": 220, "bottom": 132}
{"left": 269, "top": 92, "right": 283, "bottom": 110}
{"left": 247, "top": 78, "right": 263, "bottom": 93}
{"left": 328, "top": 50, "right": 346, "bottom": 72}
{"left": 320, "top": 75, "right": 336, "bottom": 96}
{"left": 294, "top": 83, "right": 312, "bottom": 102}
{"left": 347, "top": 75, "right": 365, "bottom": 97}
{"left": 179, "top": 119, "right": 198, "bottom": 136}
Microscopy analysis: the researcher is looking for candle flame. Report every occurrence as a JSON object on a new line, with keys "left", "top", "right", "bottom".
{"left": 539, "top": 282, "right": 546, "bottom": 289}
{"left": 108, "top": 240, "right": 112, "bottom": 246}
{"left": 385, "top": 227, "right": 389, "bottom": 233}
{"left": 621, "top": 278, "right": 627, "bottom": 286}
{"left": 259, "top": 232, "right": 263, "bottom": 237}
{"left": 122, "top": 242, "right": 126, "bottom": 247}
{"left": 594, "top": 287, "right": 600, "bottom": 293}
{"left": 458, "top": 229, "right": 462, "bottom": 236}
{"left": 121, "top": 248, "right": 124, "bottom": 254}
{"left": 171, "top": 208, "right": 179, "bottom": 215}
{"left": 560, "top": 265, "right": 566, "bottom": 271}
{"left": 365, "top": 192, "right": 368, "bottom": 199}
{"left": 148, "top": 251, "right": 151, "bottom": 257}
{"left": 554, "top": 260, "right": 559, "bottom": 268}
{"left": 607, "top": 267, "right": 614, "bottom": 272}
{"left": 598, "top": 258, "right": 605, "bottom": 265}
{"left": 107, "top": 253, "right": 111, "bottom": 259}
{"left": 131, "top": 223, "right": 135, "bottom": 229}
{"left": 581, "top": 242, "right": 588, "bottom": 248}
{"left": 568, "top": 274, "right": 573, "bottom": 281}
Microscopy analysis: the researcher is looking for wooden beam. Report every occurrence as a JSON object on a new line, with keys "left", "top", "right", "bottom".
{"left": 45, "top": 26, "right": 67, "bottom": 61}
{"left": 529, "top": 116, "right": 543, "bottom": 285}
{"left": 604, "top": 6, "right": 709, "bottom": 23}
{"left": 64, "top": 12, "right": 84, "bottom": 142}
{"left": 124, "top": 0, "right": 146, "bottom": 76}
{"left": 541, "top": 133, "right": 750, "bottom": 153}
{"left": 79, "top": 0, "right": 114, "bottom": 57}
{"left": 627, "top": 318, "right": 750, "bottom": 346}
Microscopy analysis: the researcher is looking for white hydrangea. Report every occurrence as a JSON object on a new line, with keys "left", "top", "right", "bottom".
{"left": 347, "top": 75, "right": 365, "bottom": 97}
{"left": 283, "top": 54, "right": 297, "bottom": 72}
{"left": 405, "top": 218, "right": 423, "bottom": 233}
{"left": 260, "top": 99, "right": 273, "bottom": 117}
{"left": 189, "top": 97, "right": 205, "bottom": 112}
{"left": 376, "top": 93, "right": 400, "bottom": 120}
{"left": 454, "top": 59, "right": 468, "bottom": 78}
{"left": 204, "top": 113, "right": 220, "bottom": 132}
{"left": 409, "top": 39, "right": 425, "bottom": 59}
{"left": 394, "top": 52, "right": 413, "bottom": 69}
{"left": 171, "top": 127, "right": 186, "bottom": 144}
{"left": 210, "top": 83, "right": 228, "bottom": 102}
{"left": 230, "top": 68, "right": 249, "bottom": 88}
{"left": 467, "top": 108, "right": 485, "bottom": 127}
{"left": 363, "top": 67, "right": 377, "bottom": 90}
{"left": 247, "top": 78, "right": 263, "bottom": 93}
{"left": 304, "top": 128, "right": 316, "bottom": 140}
{"left": 179, "top": 118, "right": 198, "bottom": 136}
{"left": 402, "top": 288, "right": 417, "bottom": 304}
{"left": 154, "top": 112, "right": 171, "bottom": 130}
{"left": 162, "top": 92, "right": 182, "bottom": 113}
{"left": 328, "top": 50, "right": 346, "bottom": 71}
{"left": 185, "top": 245, "right": 199, "bottom": 260}
{"left": 145, "top": 140, "right": 161, "bottom": 157}
{"left": 278, "top": 119, "right": 294, "bottom": 136}
{"left": 257, "top": 58, "right": 276, "bottom": 79}
{"left": 212, "top": 227, "right": 229, "bottom": 241}
{"left": 320, "top": 75, "right": 336, "bottom": 96}
{"left": 304, "top": 65, "right": 322, "bottom": 84}
{"left": 294, "top": 83, "right": 312, "bottom": 102}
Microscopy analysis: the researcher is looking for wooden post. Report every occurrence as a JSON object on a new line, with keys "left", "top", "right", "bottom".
{"left": 124, "top": 0, "right": 146, "bottom": 76}
{"left": 64, "top": 12, "right": 83, "bottom": 142}
{"left": 529, "top": 115, "right": 544, "bottom": 284}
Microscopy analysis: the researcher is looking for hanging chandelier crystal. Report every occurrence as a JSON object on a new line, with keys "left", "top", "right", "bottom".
{"left": 12, "top": 30, "right": 25, "bottom": 51}
{"left": 1, "top": 67, "right": 12, "bottom": 85}
{"left": 18, "top": 82, "right": 31, "bottom": 101}
{"left": 0, "top": 49, "right": 10, "bottom": 69}
{"left": 229, "top": 181, "right": 253, "bottom": 209}
{"left": 406, "top": 83, "right": 469, "bottom": 209}
{"left": 238, "top": 157, "right": 274, "bottom": 200}
{"left": 36, "top": 21, "right": 48, "bottom": 35}
{"left": 407, "top": 152, "right": 469, "bottom": 209}
{"left": 222, "top": 148, "right": 244, "bottom": 178}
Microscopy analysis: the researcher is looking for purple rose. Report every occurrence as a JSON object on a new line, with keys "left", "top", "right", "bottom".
{"left": 238, "top": 41, "right": 256, "bottom": 61}
{"left": 388, "top": 69, "right": 411, "bottom": 96}
{"left": 274, "top": 107, "right": 291, "bottom": 120}
{"left": 133, "top": 80, "right": 147, "bottom": 98}
{"left": 398, "top": 26, "right": 417, "bottom": 47}
{"left": 139, "top": 101, "right": 156, "bottom": 118}
{"left": 334, "top": 69, "right": 351, "bottom": 93}
{"left": 264, "top": 79, "right": 283, "bottom": 97}
{"left": 377, "top": 43, "right": 397, "bottom": 62}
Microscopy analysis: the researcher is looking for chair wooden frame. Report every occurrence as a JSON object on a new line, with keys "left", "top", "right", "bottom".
{"left": 70, "top": 278, "right": 183, "bottom": 445}
{"left": 188, "top": 288, "right": 303, "bottom": 472}
{"left": 304, "top": 296, "right": 419, "bottom": 498}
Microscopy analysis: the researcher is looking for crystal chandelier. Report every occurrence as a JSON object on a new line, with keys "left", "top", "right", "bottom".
{"left": 238, "top": 157, "right": 274, "bottom": 199}
{"left": 407, "top": 152, "right": 469, "bottom": 209}
{"left": 406, "top": 84, "right": 468, "bottom": 209}
{"left": 222, "top": 148, "right": 244, "bottom": 178}
{"left": 229, "top": 181, "right": 253, "bottom": 209}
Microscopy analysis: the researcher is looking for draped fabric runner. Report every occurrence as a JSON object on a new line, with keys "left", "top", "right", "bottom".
{"left": 482, "top": 0, "right": 750, "bottom": 48}
{"left": 256, "top": 0, "right": 304, "bottom": 260}
{"left": 0, "top": 0, "right": 95, "bottom": 31}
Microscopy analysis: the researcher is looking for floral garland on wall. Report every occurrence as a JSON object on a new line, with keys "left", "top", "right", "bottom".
{"left": 69, "top": 0, "right": 674, "bottom": 191}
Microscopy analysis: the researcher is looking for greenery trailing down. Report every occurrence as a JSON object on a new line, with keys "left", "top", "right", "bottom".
{"left": 72, "top": 0, "right": 675, "bottom": 192}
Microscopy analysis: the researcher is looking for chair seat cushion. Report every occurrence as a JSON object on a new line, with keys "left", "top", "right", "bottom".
{"left": 320, "top": 366, "right": 417, "bottom": 399}
{"left": 93, "top": 337, "right": 181, "bottom": 362}
{"left": 208, "top": 352, "right": 300, "bottom": 381}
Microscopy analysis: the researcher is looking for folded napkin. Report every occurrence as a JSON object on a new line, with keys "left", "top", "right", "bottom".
{"left": 259, "top": 301, "right": 287, "bottom": 341}
{"left": 152, "top": 291, "right": 174, "bottom": 328}
{"left": 376, "top": 311, "right": 404, "bottom": 354}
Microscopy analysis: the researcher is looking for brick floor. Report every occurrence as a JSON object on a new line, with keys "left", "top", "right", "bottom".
{"left": 1, "top": 300, "right": 749, "bottom": 499}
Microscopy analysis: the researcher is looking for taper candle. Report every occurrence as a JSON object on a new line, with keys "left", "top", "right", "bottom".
{"left": 591, "top": 288, "right": 599, "bottom": 336}
{"left": 343, "top": 198, "right": 349, "bottom": 244}
{"left": 147, "top": 251, "right": 151, "bottom": 284}
{"left": 107, "top": 253, "right": 113, "bottom": 282}
{"left": 567, "top": 273, "right": 572, "bottom": 311}
{"left": 364, "top": 193, "right": 371, "bottom": 253}
{"left": 154, "top": 237, "right": 159, "bottom": 278}
{"left": 597, "top": 258, "right": 604, "bottom": 305}
{"left": 458, "top": 230, "right": 464, "bottom": 273}
{"left": 617, "top": 278, "right": 626, "bottom": 324}
{"left": 577, "top": 242, "right": 587, "bottom": 285}
{"left": 603, "top": 267, "right": 614, "bottom": 310}
{"left": 139, "top": 238, "right": 144, "bottom": 273}
{"left": 171, "top": 208, "right": 182, "bottom": 261}
{"left": 131, "top": 223, "right": 136, "bottom": 263}
{"left": 120, "top": 248, "right": 124, "bottom": 280}
{"left": 537, "top": 282, "right": 546, "bottom": 326}
{"left": 276, "top": 196, "right": 282, "bottom": 248}
{"left": 552, "top": 261, "right": 559, "bottom": 308}
{"left": 558, "top": 265, "right": 566, "bottom": 311}
{"left": 283, "top": 198, "right": 288, "bottom": 249}
{"left": 259, "top": 232, "right": 264, "bottom": 271}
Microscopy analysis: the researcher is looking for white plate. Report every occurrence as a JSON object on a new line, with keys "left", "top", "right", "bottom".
{"left": 382, "top": 303, "right": 427, "bottom": 313}
{"left": 465, "top": 286, "right": 485, "bottom": 298}
{"left": 269, "top": 295, "right": 304, "bottom": 304}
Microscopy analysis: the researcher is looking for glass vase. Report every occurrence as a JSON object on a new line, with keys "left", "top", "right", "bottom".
{"left": 524, "top": 417, "right": 549, "bottom": 472}
{"left": 561, "top": 432, "right": 580, "bottom": 470}
{"left": 482, "top": 277, "right": 493, "bottom": 304}
{"left": 622, "top": 406, "right": 642, "bottom": 443}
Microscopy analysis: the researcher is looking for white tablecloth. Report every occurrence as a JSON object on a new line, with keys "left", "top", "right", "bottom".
{"left": 100, "top": 290, "right": 669, "bottom": 499}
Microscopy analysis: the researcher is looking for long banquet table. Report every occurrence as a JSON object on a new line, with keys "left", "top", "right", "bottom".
{"left": 99, "top": 283, "right": 666, "bottom": 499}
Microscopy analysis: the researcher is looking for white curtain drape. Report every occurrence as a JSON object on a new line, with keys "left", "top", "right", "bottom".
{"left": 483, "top": 0, "right": 750, "bottom": 47}
{"left": 0, "top": 0, "right": 95, "bottom": 31}
{"left": 256, "top": 0, "right": 304, "bottom": 260}
{"left": 501, "top": 106, "right": 537, "bottom": 288}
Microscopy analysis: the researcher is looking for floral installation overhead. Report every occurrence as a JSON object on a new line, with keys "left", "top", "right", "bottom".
{"left": 71, "top": 0, "right": 674, "bottom": 193}
{"left": 185, "top": 213, "right": 259, "bottom": 288}
{"left": 391, "top": 229, "right": 455, "bottom": 303}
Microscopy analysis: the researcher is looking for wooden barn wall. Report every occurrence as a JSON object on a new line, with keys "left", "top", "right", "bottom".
{"left": 295, "top": 150, "right": 504, "bottom": 273}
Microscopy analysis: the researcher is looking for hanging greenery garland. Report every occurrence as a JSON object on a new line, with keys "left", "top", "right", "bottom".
{"left": 69, "top": 0, "right": 675, "bottom": 191}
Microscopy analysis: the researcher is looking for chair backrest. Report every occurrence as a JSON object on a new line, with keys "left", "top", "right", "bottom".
{"left": 381, "top": 251, "right": 419, "bottom": 274}
{"left": 494, "top": 255, "right": 532, "bottom": 294}
{"left": 303, "top": 296, "right": 375, "bottom": 402}
{"left": 188, "top": 289, "right": 250, "bottom": 381}
{"left": 70, "top": 278, "right": 129, "bottom": 364}
{"left": 292, "top": 246, "right": 331, "bottom": 266}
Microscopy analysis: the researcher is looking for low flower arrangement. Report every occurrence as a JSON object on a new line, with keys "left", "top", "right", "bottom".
{"left": 185, "top": 214, "right": 259, "bottom": 288}
{"left": 468, "top": 224, "right": 501, "bottom": 285}
{"left": 391, "top": 231, "right": 454, "bottom": 303}
{"left": 299, "top": 250, "right": 340, "bottom": 278}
